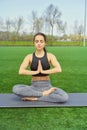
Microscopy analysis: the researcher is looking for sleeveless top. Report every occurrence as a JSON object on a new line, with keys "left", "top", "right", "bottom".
{"left": 30, "top": 52, "right": 50, "bottom": 76}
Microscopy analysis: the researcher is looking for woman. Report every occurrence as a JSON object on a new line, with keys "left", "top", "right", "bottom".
{"left": 13, "top": 32, "right": 69, "bottom": 103}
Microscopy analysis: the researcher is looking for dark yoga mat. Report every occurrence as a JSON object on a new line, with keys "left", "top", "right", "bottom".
{"left": 0, "top": 93, "right": 87, "bottom": 108}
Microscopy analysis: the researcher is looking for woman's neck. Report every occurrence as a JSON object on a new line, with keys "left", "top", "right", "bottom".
{"left": 35, "top": 50, "right": 45, "bottom": 58}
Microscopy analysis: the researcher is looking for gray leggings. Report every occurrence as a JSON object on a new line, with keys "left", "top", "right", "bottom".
{"left": 12, "top": 80, "right": 69, "bottom": 103}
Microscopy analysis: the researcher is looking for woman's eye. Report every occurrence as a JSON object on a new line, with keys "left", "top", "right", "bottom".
{"left": 35, "top": 40, "right": 44, "bottom": 43}
{"left": 35, "top": 40, "right": 38, "bottom": 43}
{"left": 40, "top": 40, "right": 44, "bottom": 43}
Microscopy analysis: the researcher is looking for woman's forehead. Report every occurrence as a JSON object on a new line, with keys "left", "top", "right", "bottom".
{"left": 35, "top": 35, "right": 44, "bottom": 39}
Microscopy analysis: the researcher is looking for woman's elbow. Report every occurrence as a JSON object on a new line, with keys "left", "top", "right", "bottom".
{"left": 57, "top": 67, "right": 62, "bottom": 73}
{"left": 59, "top": 69, "right": 62, "bottom": 73}
{"left": 18, "top": 69, "right": 23, "bottom": 75}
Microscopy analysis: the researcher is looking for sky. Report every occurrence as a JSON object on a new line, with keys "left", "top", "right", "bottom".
{"left": 0, "top": 0, "right": 86, "bottom": 34}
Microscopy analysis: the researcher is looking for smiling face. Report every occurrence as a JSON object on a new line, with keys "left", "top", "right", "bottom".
{"left": 34, "top": 35, "right": 46, "bottom": 51}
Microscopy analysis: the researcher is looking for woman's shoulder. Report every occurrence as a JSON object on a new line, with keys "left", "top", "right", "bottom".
{"left": 47, "top": 52, "right": 56, "bottom": 61}
{"left": 24, "top": 53, "right": 33, "bottom": 60}
{"left": 23, "top": 53, "right": 33, "bottom": 64}
{"left": 47, "top": 52, "right": 55, "bottom": 57}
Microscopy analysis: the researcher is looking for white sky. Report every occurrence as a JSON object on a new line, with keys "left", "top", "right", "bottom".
{"left": 0, "top": 0, "right": 86, "bottom": 34}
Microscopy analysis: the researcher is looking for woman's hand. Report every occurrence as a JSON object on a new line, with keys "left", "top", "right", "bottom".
{"left": 37, "top": 60, "right": 43, "bottom": 73}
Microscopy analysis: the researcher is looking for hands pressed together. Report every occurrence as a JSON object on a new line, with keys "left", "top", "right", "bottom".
{"left": 37, "top": 60, "right": 43, "bottom": 74}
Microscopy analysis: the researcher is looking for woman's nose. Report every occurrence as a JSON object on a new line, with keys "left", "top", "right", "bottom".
{"left": 38, "top": 41, "right": 41, "bottom": 44}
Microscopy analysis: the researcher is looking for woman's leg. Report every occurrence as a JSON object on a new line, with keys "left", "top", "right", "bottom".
{"left": 12, "top": 84, "right": 43, "bottom": 97}
{"left": 12, "top": 81, "right": 68, "bottom": 103}
{"left": 38, "top": 88, "right": 69, "bottom": 103}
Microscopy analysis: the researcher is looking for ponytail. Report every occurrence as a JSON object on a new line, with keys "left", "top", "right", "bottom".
{"left": 44, "top": 47, "right": 46, "bottom": 52}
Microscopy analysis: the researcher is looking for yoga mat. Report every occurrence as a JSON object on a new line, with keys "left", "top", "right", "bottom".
{"left": 0, "top": 93, "right": 87, "bottom": 108}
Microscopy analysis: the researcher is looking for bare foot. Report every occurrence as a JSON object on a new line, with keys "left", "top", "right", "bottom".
{"left": 22, "top": 97, "right": 38, "bottom": 101}
{"left": 43, "top": 87, "right": 57, "bottom": 96}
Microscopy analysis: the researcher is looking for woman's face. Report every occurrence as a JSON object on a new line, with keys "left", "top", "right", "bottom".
{"left": 34, "top": 35, "right": 45, "bottom": 51}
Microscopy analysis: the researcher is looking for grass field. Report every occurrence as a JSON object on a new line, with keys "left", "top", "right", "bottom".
{"left": 0, "top": 46, "right": 87, "bottom": 130}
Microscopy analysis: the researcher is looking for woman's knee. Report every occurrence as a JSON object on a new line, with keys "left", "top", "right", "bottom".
{"left": 12, "top": 85, "right": 22, "bottom": 94}
{"left": 56, "top": 88, "right": 69, "bottom": 102}
{"left": 49, "top": 92, "right": 69, "bottom": 103}
{"left": 61, "top": 93, "right": 69, "bottom": 102}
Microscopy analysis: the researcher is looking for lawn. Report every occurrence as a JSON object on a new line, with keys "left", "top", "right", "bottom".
{"left": 0, "top": 46, "right": 87, "bottom": 130}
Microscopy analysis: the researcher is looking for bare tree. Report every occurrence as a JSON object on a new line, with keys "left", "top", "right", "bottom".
{"left": 11, "top": 16, "right": 24, "bottom": 35}
{"left": 31, "top": 11, "right": 37, "bottom": 34}
{"left": 0, "top": 17, "right": 3, "bottom": 31}
{"left": 44, "top": 4, "right": 61, "bottom": 36}
{"left": 42, "top": 16, "right": 51, "bottom": 34}
{"left": 34, "top": 17, "right": 43, "bottom": 33}
{"left": 5, "top": 18, "right": 12, "bottom": 40}
{"left": 0, "top": 17, "right": 12, "bottom": 40}
{"left": 30, "top": 11, "right": 43, "bottom": 34}
{"left": 73, "top": 20, "right": 84, "bottom": 41}
{"left": 73, "top": 20, "right": 83, "bottom": 35}
{"left": 5, "top": 18, "right": 11, "bottom": 32}
{"left": 78, "top": 24, "right": 83, "bottom": 35}
{"left": 56, "top": 20, "right": 67, "bottom": 35}
{"left": 73, "top": 20, "right": 78, "bottom": 35}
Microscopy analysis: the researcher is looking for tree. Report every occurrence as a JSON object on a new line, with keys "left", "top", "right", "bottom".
{"left": 73, "top": 20, "right": 78, "bottom": 35}
{"left": 73, "top": 20, "right": 84, "bottom": 41}
{"left": 5, "top": 18, "right": 12, "bottom": 40}
{"left": 34, "top": 17, "right": 43, "bottom": 33}
{"left": 31, "top": 11, "right": 37, "bottom": 34}
{"left": 56, "top": 20, "right": 67, "bottom": 36}
{"left": 78, "top": 24, "right": 83, "bottom": 36}
{"left": 44, "top": 4, "right": 61, "bottom": 36}
{"left": 11, "top": 16, "right": 24, "bottom": 35}
{"left": 31, "top": 11, "right": 43, "bottom": 34}
{"left": 0, "top": 17, "right": 3, "bottom": 31}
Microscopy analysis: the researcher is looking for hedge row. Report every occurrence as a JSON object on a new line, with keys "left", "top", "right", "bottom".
{"left": 0, "top": 41, "right": 86, "bottom": 46}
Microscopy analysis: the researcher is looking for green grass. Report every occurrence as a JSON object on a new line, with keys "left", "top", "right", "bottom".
{"left": 0, "top": 46, "right": 87, "bottom": 130}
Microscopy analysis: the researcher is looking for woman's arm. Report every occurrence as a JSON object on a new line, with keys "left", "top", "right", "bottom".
{"left": 19, "top": 55, "right": 39, "bottom": 75}
{"left": 40, "top": 53, "right": 62, "bottom": 74}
